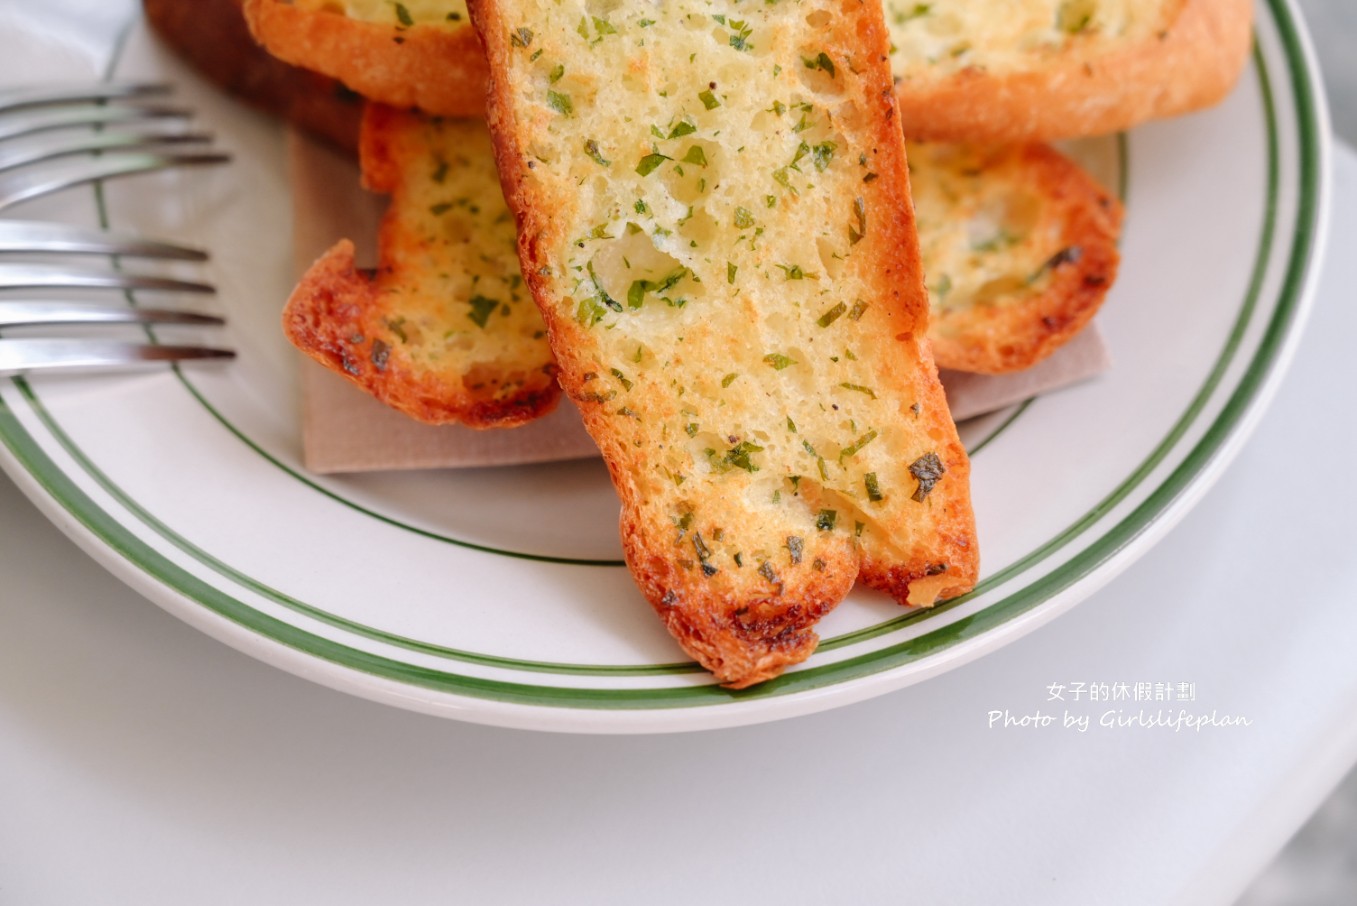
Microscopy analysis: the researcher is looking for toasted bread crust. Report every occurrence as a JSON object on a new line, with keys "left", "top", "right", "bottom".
{"left": 242, "top": 0, "right": 487, "bottom": 117}
{"left": 239, "top": 0, "right": 1249, "bottom": 140}
{"left": 912, "top": 142, "right": 1124, "bottom": 374}
{"left": 471, "top": 0, "right": 979, "bottom": 686}
{"left": 144, "top": 0, "right": 362, "bottom": 152}
{"left": 283, "top": 239, "right": 559, "bottom": 427}
{"left": 889, "top": 0, "right": 1253, "bottom": 142}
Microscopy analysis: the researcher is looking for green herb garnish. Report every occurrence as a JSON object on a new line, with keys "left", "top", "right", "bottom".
{"left": 840, "top": 429, "right": 879, "bottom": 460}
{"left": 636, "top": 152, "right": 671, "bottom": 176}
{"left": 467, "top": 295, "right": 499, "bottom": 328}
{"left": 546, "top": 90, "right": 572, "bottom": 115}
{"left": 584, "top": 139, "right": 610, "bottom": 167}
{"left": 909, "top": 452, "right": 946, "bottom": 502}
{"left": 817, "top": 302, "right": 847, "bottom": 327}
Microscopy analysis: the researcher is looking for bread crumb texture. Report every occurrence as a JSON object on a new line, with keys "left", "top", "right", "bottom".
{"left": 469, "top": 0, "right": 978, "bottom": 685}
{"left": 283, "top": 105, "right": 558, "bottom": 427}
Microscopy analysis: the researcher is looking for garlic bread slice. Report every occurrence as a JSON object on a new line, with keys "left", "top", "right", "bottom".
{"left": 283, "top": 104, "right": 558, "bottom": 427}
{"left": 911, "top": 141, "right": 1123, "bottom": 374}
{"left": 242, "top": 0, "right": 485, "bottom": 117}
{"left": 885, "top": 0, "right": 1253, "bottom": 141}
{"left": 467, "top": 0, "right": 979, "bottom": 686}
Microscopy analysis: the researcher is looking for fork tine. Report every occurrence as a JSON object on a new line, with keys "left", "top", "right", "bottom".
{"left": 0, "top": 150, "right": 231, "bottom": 213}
{"left": 0, "top": 221, "right": 208, "bottom": 260}
{"left": 0, "top": 301, "right": 223, "bottom": 329}
{"left": 0, "top": 130, "right": 213, "bottom": 175}
{"left": 0, "top": 263, "right": 214, "bottom": 294}
{"left": 0, "top": 338, "right": 234, "bottom": 376}
{"left": 0, "top": 83, "right": 173, "bottom": 115}
{"left": 0, "top": 105, "right": 193, "bottom": 143}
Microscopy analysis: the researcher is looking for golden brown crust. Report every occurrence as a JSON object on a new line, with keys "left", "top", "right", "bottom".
{"left": 143, "top": 0, "right": 362, "bottom": 152}
{"left": 222, "top": 0, "right": 1250, "bottom": 142}
{"left": 891, "top": 0, "right": 1254, "bottom": 142}
{"left": 241, "top": 0, "right": 487, "bottom": 117}
{"left": 911, "top": 142, "right": 1124, "bottom": 374}
{"left": 471, "top": 0, "right": 979, "bottom": 687}
{"left": 282, "top": 239, "right": 560, "bottom": 427}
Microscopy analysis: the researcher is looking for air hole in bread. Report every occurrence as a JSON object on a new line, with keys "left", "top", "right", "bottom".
{"left": 587, "top": 224, "right": 693, "bottom": 313}
{"left": 796, "top": 53, "right": 846, "bottom": 98}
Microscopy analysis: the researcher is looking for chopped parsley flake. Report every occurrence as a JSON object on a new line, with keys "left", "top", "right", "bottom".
{"left": 849, "top": 197, "right": 867, "bottom": 244}
{"left": 839, "top": 382, "right": 877, "bottom": 399}
{"left": 840, "top": 430, "right": 879, "bottom": 461}
{"left": 627, "top": 267, "right": 689, "bottom": 308}
{"left": 467, "top": 295, "right": 499, "bottom": 328}
{"left": 804, "top": 51, "right": 836, "bottom": 78}
{"left": 584, "top": 139, "right": 610, "bottom": 167}
{"left": 546, "top": 90, "right": 573, "bottom": 115}
{"left": 576, "top": 296, "right": 607, "bottom": 327}
{"left": 811, "top": 142, "right": 837, "bottom": 172}
{"left": 817, "top": 302, "right": 847, "bottom": 327}
{"left": 717, "top": 440, "right": 764, "bottom": 473}
{"left": 909, "top": 452, "right": 946, "bottom": 502}
{"left": 636, "top": 152, "right": 671, "bottom": 176}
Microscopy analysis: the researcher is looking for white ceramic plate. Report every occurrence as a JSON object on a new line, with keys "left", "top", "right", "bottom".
{"left": 0, "top": 1, "right": 1329, "bottom": 732}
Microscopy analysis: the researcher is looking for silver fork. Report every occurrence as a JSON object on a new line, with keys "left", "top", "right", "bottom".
{"left": 0, "top": 82, "right": 230, "bottom": 215}
{"left": 0, "top": 82, "right": 234, "bottom": 375}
